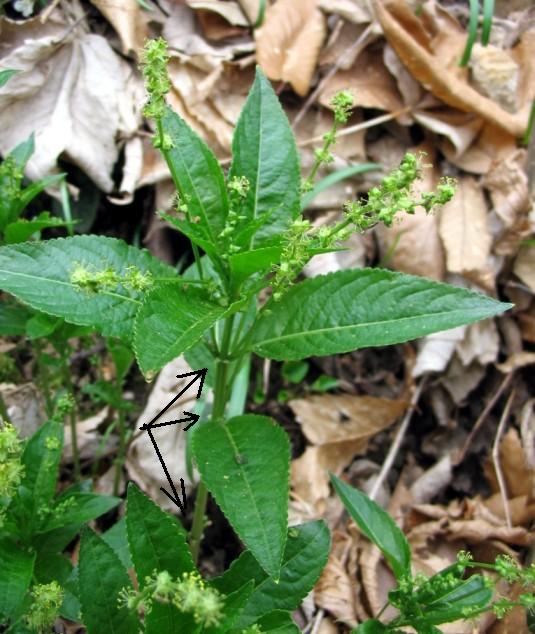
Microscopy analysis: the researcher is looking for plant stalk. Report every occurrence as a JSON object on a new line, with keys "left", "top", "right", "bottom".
{"left": 189, "top": 316, "right": 235, "bottom": 562}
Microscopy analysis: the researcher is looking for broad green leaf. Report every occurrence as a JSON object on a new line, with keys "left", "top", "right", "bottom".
{"left": 0, "top": 300, "right": 31, "bottom": 335}
{"left": 0, "top": 235, "right": 175, "bottom": 340}
{"left": 25, "top": 312, "right": 62, "bottom": 339}
{"left": 126, "top": 483, "right": 194, "bottom": 579}
{"left": 126, "top": 483, "right": 196, "bottom": 634}
{"left": 0, "top": 69, "right": 19, "bottom": 88}
{"left": 252, "top": 268, "right": 512, "bottom": 360}
{"left": 102, "top": 518, "right": 133, "bottom": 569}
{"left": 0, "top": 539, "right": 35, "bottom": 619}
{"left": 229, "top": 246, "right": 281, "bottom": 286}
{"left": 78, "top": 529, "right": 138, "bottom": 634}
{"left": 33, "top": 552, "right": 80, "bottom": 621}
{"left": 331, "top": 475, "right": 410, "bottom": 580}
{"left": 19, "top": 420, "right": 63, "bottom": 526}
{"left": 161, "top": 107, "right": 228, "bottom": 240}
{"left": 228, "top": 68, "right": 300, "bottom": 245}
{"left": 193, "top": 415, "right": 290, "bottom": 580}
{"left": 40, "top": 492, "right": 120, "bottom": 532}
{"left": 212, "top": 521, "right": 330, "bottom": 628}
{"left": 421, "top": 575, "right": 492, "bottom": 624}
{"left": 161, "top": 212, "right": 219, "bottom": 261}
{"left": 12, "top": 174, "right": 65, "bottom": 220}
{"left": 134, "top": 283, "right": 228, "bottom": 377}
{"left": 4, "top": 211, "right": 71, "bottom": 244}
{"left": 301, "top": 163, "right": 381, "bottom": 210}
{"left": 253, "top": 610, "right": 300, "bottom": 633}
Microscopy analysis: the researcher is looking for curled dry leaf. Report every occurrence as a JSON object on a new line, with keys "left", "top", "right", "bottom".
{"left": 0, "top": 20, "right": 135, "bottom": 192}
{"left": 126, "top": 357, "right": 200, "bottom": 511}
{"left": 89, "top": 0, "right": 147, "bottom": 55}
{"left": 374, "top": 0, "right": 530, "bottom": 137}
{"left": 469, "top": 44, "right": 519, "bottom": 113}
{"left": 438, "top": 176, "right": 492, "bottom": 277}
{"left": 255, "top": 0, "right": 326, "bottom": 96}
{"left": 412, "top": 326, "right": 465, "bottom": 378}
{"left": 496, "top": 351, "right": 535, "bottom": 373}
{"left": 514, "top": 245, "right": 535, "bottom": 292}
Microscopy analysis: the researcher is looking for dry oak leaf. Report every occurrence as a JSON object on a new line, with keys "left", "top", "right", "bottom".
{"left": 89, "top": 0, "right": 147, "bottom": 55}
{"left": 374, "top": 0, "right": 530, "bottom": 137}
{"left": 320, "top": 44, "right": 404, "bottom": 112}
{"left": 0, "top": 27, "right": 132, "bottom": 192}
{"left": 255, "top": 0, "right": 326, "bottom": 96}
{"left": 438, "top": 176, "right": 492, "bottom": 276}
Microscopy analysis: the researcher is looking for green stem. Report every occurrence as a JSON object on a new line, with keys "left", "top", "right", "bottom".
{"left": 189, "top": 316, "right": 235, "bottom": 563}
{"left": 302, "top": 121, "right": 339, "bottom": 192}
{"left": 61, "top": 355, "right": 80, "bottom": 480}
{"left": 113, "top": 407, "right": 126, "bottom": 496}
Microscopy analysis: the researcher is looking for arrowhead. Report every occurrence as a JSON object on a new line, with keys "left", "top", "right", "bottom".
{"left": 182, "top": 411, "right": 200, "bottom": 431}
{"left": 160, "top": 478, "right": 187, "bottom": 516}
{"left": 176, "top": 368, "right": 208, "bottom": 399}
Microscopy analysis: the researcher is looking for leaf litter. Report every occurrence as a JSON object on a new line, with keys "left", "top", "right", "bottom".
{"left": 1, "top": 0, "right": 535, "bottom": 631}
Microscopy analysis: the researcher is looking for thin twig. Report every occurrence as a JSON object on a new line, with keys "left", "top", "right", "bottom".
{"left": 292, "top": 22, "right": 375, "bottom": 130}
{"left": 454, "top": 372, "right": 513, "bottom": 465}
{"left": 492, "top": 389, "right": 515, "bottom": 529}
{"left": 368, "top": 377, "right": 427, "bottom": 502}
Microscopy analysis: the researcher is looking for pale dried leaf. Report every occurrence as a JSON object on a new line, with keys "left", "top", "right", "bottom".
{"left": 383, "top": 43, "right": 421, "bottom": 107}
{"left": 456, "top": 320, "right": 499, "bottom": 367}
{"left": 485, "top": 428, "right": 535, "bottom": 499}
{"left": 255, "top": 0, "right": 326, "bottom": 96}
{"left": 63, "top": 407, "right": 111, "bottom": 462}
{"left": 484, "top": 149, "right": 530, "bottom": 227}
{"left": 289, "top": 393, "right": 406, "bottom": 445}
{"left": 0, "top": 382, "right": 44, "bottom": 438}
{"left": 520, "top": 399, "right": 535, "bottom": 469}
{"left": 315, "top": 544, "right": 357, "bottom": 626}
{"left": 412, "top": 326, "right": 466, "bottom": 378}
{"left": 0, "top": 29, "right": 132, "bottom": 192}
{"left": 441, "top": 357, "right": 486, "bottom": 403}
{"left": 438, "top": 176, "right": 492, "bottom": 275}
{"left": 318, "top": 0, "right": 373, "bottom": 24}
{"left": 497, "top": 351, "right": 535, "bottom": 373}
{"left": 188, "top": 1, "right": 249, "bottom": 26}
{"left": 413, "top": 109, "right": 483, "bottom": 157}
{"left": 514, "top": 245, "right": 535, "bottom": 292}
{"left": 470, "top": 44, "right": 519, "bottom": 112}
{"left": 126, "top": 358, "right": 200, "bottom": 510}
{"left": 410, "top": 454, "right": 453, "bottom": 504}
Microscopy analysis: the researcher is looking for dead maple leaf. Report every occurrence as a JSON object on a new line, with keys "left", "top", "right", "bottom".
{"left": 438, "top": 176, "right": 492, "bottom": 277}
{"left": 374, "top": 0, "right": 529, "bottom": 137}
{"left": 255, "top": 0, "right": 326, "bottom": 96}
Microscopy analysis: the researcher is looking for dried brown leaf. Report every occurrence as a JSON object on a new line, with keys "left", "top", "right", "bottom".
{"left": 485, "top": 428, "right": 535, "bottom": 499}
{"left": 89, "top": 0, "right": 147, "bottom": 54}
{"left": 374, "top": 0, "right": 529, "bottom": 137}
{"left": 255, "top": 0, "right": 326, "bottom": 96}
{"left": 315, "top": 540, "right": 357, "bottom": 626}
{"left": 470, "top": 44, "right": 519, "bottom": 112}
{"left": 514, "top": 245, "right": 535, "bottom": 292}
{"left": 438, "top": 176, "right": 492, "bottom": 276}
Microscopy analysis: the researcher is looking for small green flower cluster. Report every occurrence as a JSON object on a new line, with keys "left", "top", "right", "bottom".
{"left": 140, "top": 38, "right": 171, "bottom": 122}
{"left": 342, "top": 153, "right": 456, "bottom": 232}
{"left": 24, "top": 581, "right": 64, "bottom": 633}
{"left": 0, "top": 155, "right": 23, "bottom": 211}
{"left": 219, "top": 176, "right": 250, "bottom": 246}
{"left": 0, "top": 421, "right": 24, "bottom": 498}
{"left": 52, "top": 392, "right": 76, "bottom": 422}
{"left": 119, "top": 570, "right": 224, "bottom": 627}
{"left": 70, "top": 264, "right": 153, "bottom": 294}
{"left": 272, "top": 153, "right": 456, "bottom": 301}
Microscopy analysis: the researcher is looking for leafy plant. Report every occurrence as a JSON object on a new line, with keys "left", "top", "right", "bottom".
{"left": 331, "top": 474, "right": 535, "bottom": 633}
{"left": 76, "top": 482, "right": 328, "bottom": 633}
{"left": 0, "top": 37, "right": 514, "bottom": 632}
{"left": 0, "top": 412, "right": 120, "bottom": 631}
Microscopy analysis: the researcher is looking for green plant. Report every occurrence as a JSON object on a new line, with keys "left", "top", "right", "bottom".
{"left": 331, "top": 474, "right": 535, "bottom": 633}
{"left": 0, "top": 414, "right": 120, "bottom": 631}
{"left": 0, "top": 37, "right": 513, "bottom": 631}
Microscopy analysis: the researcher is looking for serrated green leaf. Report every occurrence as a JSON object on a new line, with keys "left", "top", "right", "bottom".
{"left": 5, "top": 211, "right": 71, "bottom": 244}
{"left": 33, "top": 552, "right": 79, "bottom": 622}
{"left": 40, "top": 492, "right": 120, "bottom": 533}
{"left": 19, "top": 420, "right": 63, "bottom": 529}
{"left": 253, "top": 610, "right": 300, "bottom": 633}
{"left": 79, "top": 529, "right": 138, "bottom": 634}
{"left": 193, "top": 415, "right": 290, "bottom": 579}
{"left": 421, "top": 575, "right": 492, "bottom": 624}
{"left": 229, "top": 246, "right": 281, "bottom": 286}
{"left": 126, "top": 483, "right": 196, "bottom": 634}
{"left": 0, "top": 539, "right": 35, "bottom": 620}
{"left": 205, "top": 581, "right": 254, "bottom": 634}
{"left": 161, "top": 107, "right": 228, "bottom": 241}
{"left": 102, "top": 518, "right": 133, "bottom": 569}
{"left": 134, "top": 283, "right": 228, "bottom": 377}
{"left": 252, "top": 268, "right": 512, "bottom": 360}
{"left": 0, "top": 236, "right": 175, "bottom": 340}
{"left": 228, "top": 68, "right": 300, "bottom": 245}
{"left": 160, "top": 212, "right": 219, "bottom": 260}
{"left": 213, "top": 521, "right": 330, "bottom": 628}
{"left": 331, "top": 474, "right": 410, "bottom": 580}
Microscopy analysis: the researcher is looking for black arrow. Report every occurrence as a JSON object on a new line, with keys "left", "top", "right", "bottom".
{"left": 146, "top": 426, "right": 187, "bottom": 515}
{"left": 138, "top": 368, "right": 207, "bottom": 431}
{"left": 139, "top": 411, "right": 199, "bottom": 432}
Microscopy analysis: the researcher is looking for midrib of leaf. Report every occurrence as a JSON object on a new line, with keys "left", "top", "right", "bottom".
{"left": 163, "top": 145, "right": 217, "bottom": 246}
{"left": 0, "top": 268, "right": 140, "bottom": 305}
{"left": 255, "top": 307, "right": 496, "bottom": 348}
{"left": 90, "top": 550, "right": 128, "bottom": 633}
{"left": 222, "top": 423, "right": 278, "bottom": 574}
